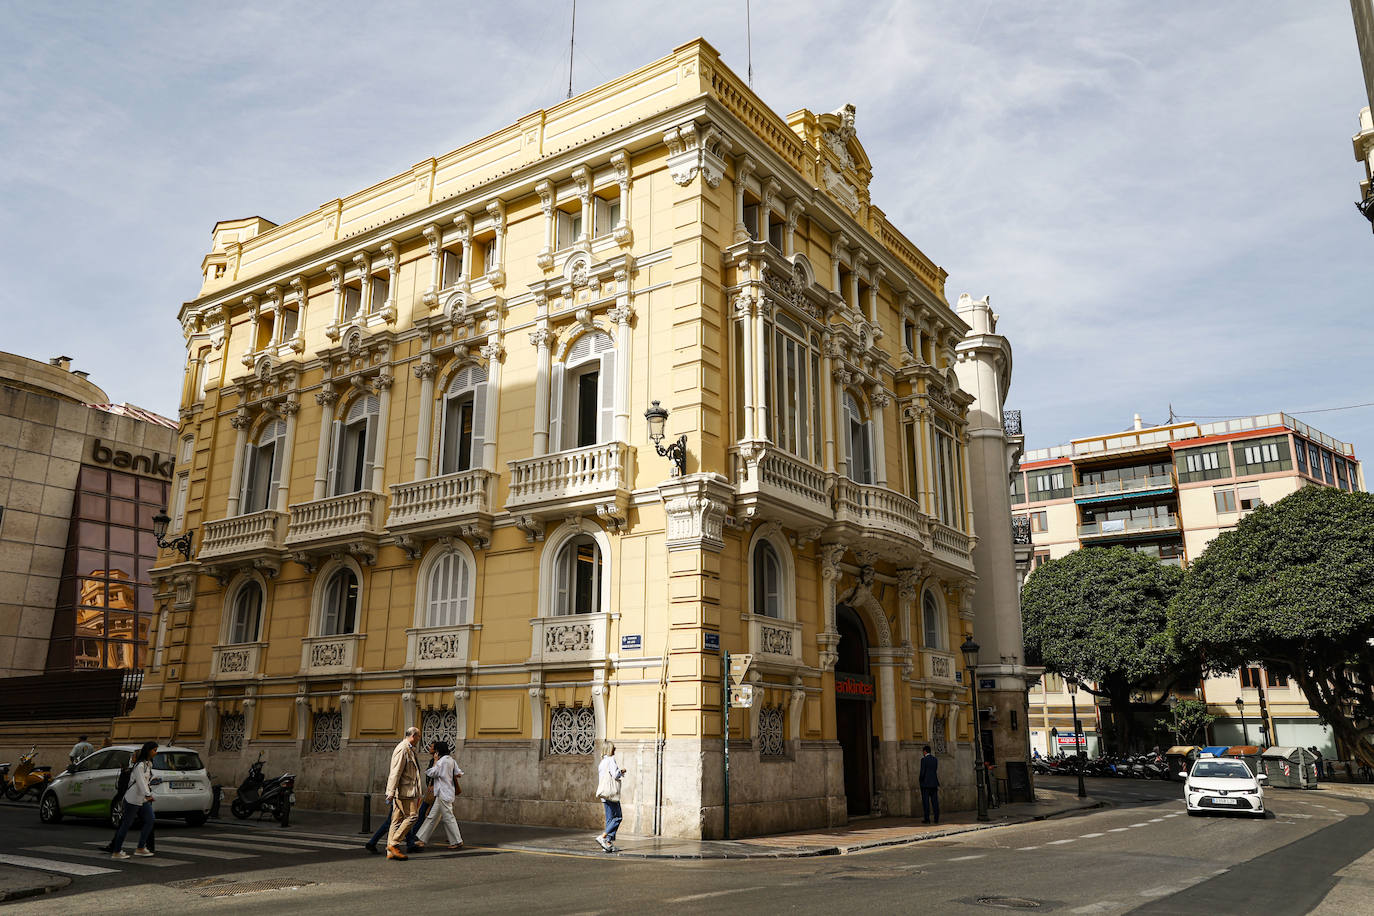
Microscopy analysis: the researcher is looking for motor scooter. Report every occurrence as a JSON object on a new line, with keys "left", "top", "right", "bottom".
{"left": 4, "top": 747, "right": 52, "bottom": 801}
{"left": 231, "top": 753, "right": 296, "bottom": 825}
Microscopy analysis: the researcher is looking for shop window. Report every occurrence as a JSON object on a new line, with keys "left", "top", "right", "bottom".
{"left": 548, "top": 706, "right": 595, "bottom": 756}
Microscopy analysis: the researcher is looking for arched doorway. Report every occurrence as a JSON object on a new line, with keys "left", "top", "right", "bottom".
{"left": 834, "top": 603, "right": 874, "bottom": 816}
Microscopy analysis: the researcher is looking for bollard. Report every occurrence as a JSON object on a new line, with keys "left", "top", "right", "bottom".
{"left": 360, "top": 793, "right": 372, "bottom": 835}
{"left": 209, "top": 785, "right": 222, "bottom": 819}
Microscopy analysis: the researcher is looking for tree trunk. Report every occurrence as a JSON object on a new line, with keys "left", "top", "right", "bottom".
{"left": 1289, "top": 666, "right": 1374, "bottom": 769}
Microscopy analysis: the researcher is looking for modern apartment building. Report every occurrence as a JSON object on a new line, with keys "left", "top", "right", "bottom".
{"left": 111, "top": 40, "right": 1032, "bottom": 838}
{"left": 1015, "top": 413, "right": 1363, "bottom": 756}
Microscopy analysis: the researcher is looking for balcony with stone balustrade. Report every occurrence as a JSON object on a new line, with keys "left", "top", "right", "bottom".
{"left": 299, "top": 633, "right": 365, "bottom": 676}
{"left": 284, "top": 490, "right": 387, "bottom": 561}
{"left": 528, "top": 612, "right": 616, "bottom": 668}
{"left": 830, "top": 477, "right": 931, "bottom": 563}
{"left": 743, "top": 613, "right": 804, "bottom": 667}
{"left": 730, "top": 442, "right": 833, "bottom": 533}
{"left": 405, "top": 623, "right": 480, "bottom": 671}
{"left": 387, "top": 469, "right": 495, "bottom": 547}
{"left": 919, "top": 648, "right": 960, "bottom": 685}
{"left": 506, "top": 442, "right": 633, "bottom": 530}
{"left": 210, "top": 642, "right": 266, "bottom": 681}
{"left": 198, "top": 510, "right": 288, "bottom": 576}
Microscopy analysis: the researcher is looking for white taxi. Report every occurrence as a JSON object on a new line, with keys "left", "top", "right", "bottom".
{"left": 38, "top": 745, "right": 213, "bottom": 828}
{"left": 1181, "top": 755, "right": 1267, "bottom": 816}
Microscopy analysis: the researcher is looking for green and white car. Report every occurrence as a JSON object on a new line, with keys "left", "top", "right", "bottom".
{"left": 38, "top": 744, "right": 212, "bottom": 828}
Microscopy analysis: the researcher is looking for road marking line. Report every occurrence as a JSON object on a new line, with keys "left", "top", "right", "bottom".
{"left": 1078, "top": 833, "right": 1105, "bottom": 838}
{"left": 947, "top": 854, "right": 985, "bottom": 861}
{"left": 1140, "top": 886, "right": 1183, "bottom": 897}
{"left": 133, "top": 840, "right": 257, "bottom": 860}
{"left": 136, "top": 836, "right": 314, "bottom": 854}
{"left": 1148, "top": 818, "right": 1165, "bottom": 822}
{"left": 0, "top": 853, "right": 118, "bottom": 876}
{"left": 193, "top": 833, "right": 357, "bottom": 850}
{"left": 1108, "top": 828, "right": 1131, "bottom": 833}
{"left": 1046, "top": 839, "right": 1076, "bottom": 845}
{"left": 1071, "top": 903, "right": 1118, "bottom": 914}
{"left": 1129, "top": 823, "right": 1149, "bottom": 827}
{"left": 667, "top": 888, "right": 754, "bottom": 903}
{"left": 1163, "top": 813, "right": 1180, "bottom": 817}
{"left": 1017, "top": 846, "right": 1041, "bottom": 851}
{"left": 218, "top": 826, "right": 357, "bottom": 841}
{"left": 29, "top": 846, "right": 188, "bottom": 868}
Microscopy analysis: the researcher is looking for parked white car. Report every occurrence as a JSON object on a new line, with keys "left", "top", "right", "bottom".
{"left": 38, "top": 744, "right": 212, "bottom": 827}
{"left": 1181, "top": 756, "right": 1267, "bottom": 816}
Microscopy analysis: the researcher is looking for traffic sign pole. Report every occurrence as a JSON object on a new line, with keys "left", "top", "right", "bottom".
{"left": 723, "top": 648, "right": 730, "bottom": 840}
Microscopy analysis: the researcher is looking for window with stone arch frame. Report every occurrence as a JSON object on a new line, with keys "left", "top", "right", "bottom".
{"left": 843, "top": 390, "right": 875, "bottom": 484}
{"left": 922, "top": 588, "right": 946, "bottom": 651}
{"left": 748, "top": 528, "right": 795, "bottom": 621}
{"left": 224, "top": 576, "right": 265, "bottom": 645}
{"left": 417, "top": 541, "right": 477, "bottom": 629}
{"left": 539, "top": 521, "right": 612, "bottom": 618}
{"left": 437, "top": 363, "right": 488, "bottom": 475}
{"left": 550, "top": 329, "right": 616, "bottom": 451}
{"left": 313, "top": 559, "right": 363, "bottom": 637}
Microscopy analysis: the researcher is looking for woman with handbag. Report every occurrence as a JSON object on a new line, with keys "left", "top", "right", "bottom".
{"left": 414, "top": 740, "right": 464, "bottom": 850}
{"left": 594, "top": 741, "right": 625, "bottom": 852}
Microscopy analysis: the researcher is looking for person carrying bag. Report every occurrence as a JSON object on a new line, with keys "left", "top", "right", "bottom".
{"left": 594, "top": 741, "right": 625, "bottom": 852}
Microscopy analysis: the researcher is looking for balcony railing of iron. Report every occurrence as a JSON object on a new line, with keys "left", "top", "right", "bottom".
{"left": 1002, "top": 410, "right": 1023, "bottom": 436}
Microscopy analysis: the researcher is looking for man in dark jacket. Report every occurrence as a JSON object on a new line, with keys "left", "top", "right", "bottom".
{"left": 919, "top": 745, "right": 940, "bottom": 824}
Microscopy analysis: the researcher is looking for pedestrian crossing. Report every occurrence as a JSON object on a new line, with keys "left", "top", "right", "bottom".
{"left": 2, "top": 828, "right": 363, "bottom": 882}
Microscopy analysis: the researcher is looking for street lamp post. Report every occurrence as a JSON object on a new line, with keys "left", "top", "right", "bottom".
{"left": 151, "top": 507, "right": 194, "bottom": 561}
{"left": 1235, "top": 697, "right": 1250, "bottom": 746}
{"left": 960, "top": 636, "right": 990, "bottom": 822}
{"left": 1167, "top": 695, "right": 1180, "bottom": 745}
{"left": 644, "top": 400, "right": 687, "bottom": 476}
{"left": 1065, "top": 676, "right": 1087, "bottom": 799}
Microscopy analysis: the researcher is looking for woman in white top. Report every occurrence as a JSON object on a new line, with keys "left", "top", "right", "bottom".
{"left": 110, "top": 741, "right": 158, "bottom": 859}
{"left": 595, "top": 741, "right": 625, "bottom": 852}
{"left": 414, "top": 740, "right": 464, "bottom": 849}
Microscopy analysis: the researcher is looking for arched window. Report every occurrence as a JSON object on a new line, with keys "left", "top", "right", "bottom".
{"left": 752, "top": 540, "right": 782, "bottom": 618}
{"left": 331, "top": 395, "right": 379, "bottom": 495}
{"left": 228, "top": 581, "right": 263, "bottom": 644}
{"left": 241, "top": 419, "right": 286, "bottom": 514}
{"left": 321, "top": 568, "right": 359, "bottom": 635}
{"left": 439, "top": 365, "right": 488, "bottom": 475}
{"left": 552, "top": 331, "right": 615, "bottom": 450}
{"left": 844, "top": 392, "right": 874, "bottom": 485}
{"left": 424, "top": 549, "right": 472, "bottom": 627}
{"left": 922, "top": 589, "right": 944, "bottom": 650}
{"left": 554, "top": 533, "right": 602, "bottom": 615}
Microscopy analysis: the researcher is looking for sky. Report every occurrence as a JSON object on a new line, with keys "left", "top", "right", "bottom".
{"left": 2, "top": 1, "right": 1371, "bottom": 462}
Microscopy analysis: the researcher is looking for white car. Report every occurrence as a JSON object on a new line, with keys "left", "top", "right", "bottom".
{"left": 39, "top": 744, "right": 213, "bottom": 828}
{"left": 1181, "top": 756, "right": 1267, "bottom": 816}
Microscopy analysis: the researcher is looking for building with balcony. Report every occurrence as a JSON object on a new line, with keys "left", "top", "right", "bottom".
{"left": 115, "top": 40, "right": 1030, "bottom": 838}
{"left": 1014, "top": 412, "right": 1364, "bottom": 756}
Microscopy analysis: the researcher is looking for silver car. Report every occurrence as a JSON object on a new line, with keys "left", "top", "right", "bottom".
{"left": 1182, "top": 756, "right": 1267, "bottom": 816}
{"left": 39, "top": 744, "right": 213, "bottom": 827}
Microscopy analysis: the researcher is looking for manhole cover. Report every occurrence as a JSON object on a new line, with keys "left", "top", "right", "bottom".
{"left": 196, "top": 879, "right": 317, "bottom": 898}
{"left": 166, "top": 877, "right": 234, "bottom": 889}
{"left": 976, "top": 897, "right": 1042, "bottom": 909}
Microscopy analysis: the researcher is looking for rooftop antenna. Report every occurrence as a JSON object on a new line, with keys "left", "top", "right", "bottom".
{"left": 1167, "top": 403, "right": 1176, "bottom": 423}
{"left": 567, "top": 0, "right": 576, "bottom": 100}
{"left": 746, "top": 0, "right": 754, "bottom": 88}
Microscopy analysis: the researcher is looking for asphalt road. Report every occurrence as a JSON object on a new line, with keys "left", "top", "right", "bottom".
{"left": 1, "top": 777, "right": 1369, "bottom": 914}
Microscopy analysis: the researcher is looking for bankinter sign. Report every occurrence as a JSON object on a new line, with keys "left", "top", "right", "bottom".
{"left": 91, "top": 439, "right": 174, "bottom": 479}
{"left": 834, "top": 673, "right": 875, "bottom": 701}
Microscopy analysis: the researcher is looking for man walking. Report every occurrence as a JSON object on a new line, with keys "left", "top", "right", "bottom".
{"left": 919, "top": 745, "right": 940, "bottom": 824}
{"left": 384, "top": 726, "right": 422, "bottom": 860}
{"left": 69, "top": 735, "right": 95, "bottom": 766}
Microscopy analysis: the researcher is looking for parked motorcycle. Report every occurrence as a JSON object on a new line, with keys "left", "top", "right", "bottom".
{"left": 231, "top": 753, "right": 295, "bottom": 825}
{"left": 4, "top": 747, "right": 52, "bottom": 801}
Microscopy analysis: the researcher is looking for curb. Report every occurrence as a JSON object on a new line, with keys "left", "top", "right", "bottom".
{"left": 0, "top": 875, "right": 71, "bottom": 903}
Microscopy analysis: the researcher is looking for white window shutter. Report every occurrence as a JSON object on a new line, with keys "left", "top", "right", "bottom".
{"left": 267, "top": 423, "right": 284, "bottom": 503}
{"left": 471, "top": 381, "right": 487, "bottom": 469}
{"left": 598, "top": 348, "right": 616, "bottom": 443}
{"left": 554, "top": 545, "right": 570, "bottom": 615}
{"left": 457, "top": 556, "right": 471, "bottom": 624}
{"left": 363, "top": 416, "right": 377, "bottom": 491}
{"left": 327, "top": 420, "right": 343, "bottom": 496}
{"left": 549, "top": 363, "right": 565, "bottom": 451}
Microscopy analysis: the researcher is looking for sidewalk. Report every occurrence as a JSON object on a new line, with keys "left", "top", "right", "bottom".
{"left": 0, "top": 866, "right": 69, "bottom": 903}
{"left": 223, "top": 784, "right": 1103, "bottom": 860}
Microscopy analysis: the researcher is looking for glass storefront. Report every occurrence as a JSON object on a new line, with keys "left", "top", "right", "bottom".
{"left": 46, "top": 466, "right": 167, "bottom": 671}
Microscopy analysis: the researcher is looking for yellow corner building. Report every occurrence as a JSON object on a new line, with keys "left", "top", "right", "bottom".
{"left": 118, "top": 39, "right": 1033, "bottom": 838}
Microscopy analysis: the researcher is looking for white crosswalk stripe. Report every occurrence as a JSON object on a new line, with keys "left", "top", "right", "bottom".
{"left": 155, "top": 835, "right": 334, "bottom": 854}
{"left": 0, "top": 853, "right": 118, "bottom": 876}
{"left": 209, "top": 833, "right": 358, "bottom": 850}
{"left": 105, "top": 840, "right": 257, "bottom": 859}
{"left": 29, "top": 846, "right": 189, "bottom": 868}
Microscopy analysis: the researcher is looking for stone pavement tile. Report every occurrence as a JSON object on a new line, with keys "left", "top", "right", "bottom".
{"left": 0, "top": 864, "right": 70, "bottom": 902}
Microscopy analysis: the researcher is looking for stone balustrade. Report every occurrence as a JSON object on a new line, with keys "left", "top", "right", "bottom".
{"left": 199, "top": 510, "right": 287, "bottom": 560}
{"left": 528, "top": 612, "right": 613, "bottom": 667}
{"left": 745, "top": 613, "right": 803, "bottom": 664}
{"left": 210, "top": 642, "right": 265, "bottom": 680}
{"left": 506, "top": 442, "right": 631, "bottom": 518}
{"left": 285, "top": 491, "right": 386, "bottom": 548}
{"left": 405, "top": 624, "right": 478, "bottom": 670}
{"left": 387, "top": 469, "right": 494, "bottom": 538}
{"left": 299, "top": 633, "right": 365, "bottom": 675}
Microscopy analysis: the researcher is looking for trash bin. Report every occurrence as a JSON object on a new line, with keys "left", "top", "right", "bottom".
{"left": 1006, "top": 760, "right": 1033, "bottom": 803}
{"left": 1260, "top": 747, "right": 1318, "bottom": 789}
{"left": 1165, "top": 746, "right": 1201, "bottom": 780}
{"left": 1223, "top": 745, "right": 1263, "bottom": 777}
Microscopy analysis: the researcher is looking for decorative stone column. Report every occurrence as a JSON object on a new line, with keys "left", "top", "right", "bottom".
{"left": 454, "top": 213, "right": 473, "bottom": 284}
{"left": 354, "top": 252, "right": 372, "bottom": 316}
{"left": 832, "top": 366, "right": 853, "bottom": 480}
{"left": 733, "top": 155, "right": 755, "bottom": 243}
{"left": 535, "top": 180, "right": 555, "bottom": 270}
{"left": 871, "top": 389, "right": 890, "bottom": 487}
{"left": 325, "top": 262, "right": 344, "bottom": 341}
{"left": 849, "top": 251, "right": 865, "bottom": 312}
{"left": 572, "top": 166, "right": 592, "bottom": 250}
{"left": 784, "top": 200, "right": 803, "bottom": 257}
{"left": 379, "top": 241, "right": 399, "bottom": 322}
{"left": 753, "top": 298, "right": 771, "bottom": 440}
{"left": 225, "top": 409, "right": 252, "bottom": 516}
{"left": 312, "top": 383, "right": 339, "bottom": 499}
{"left": 422, "top": 224, "right": 443, "bottom": 306}
{"left": 818, "top": 543, "right": 847, "bottom": 670}
{"left": 609, "top": 295, "right": 634, "bottom": 443}
{"left": 413, "top": 359, "right": 438, "bottom": 479}
{"left": 274, "top": 398, "right": 300, "bottom": 514}
{"left": 830, "top": 232, "right": 848, "bottom": 294}
{"left": 480, "top": 340, "right": 503, "bottom": 471}
{"left": 821, "top": 333, "right": 837, "bottom": 472}
{"left": 868, "top": 267, "right": 886, "bottom": 325}
{"left": 530, "top": 323, "right": 554, "bottom": 456}
{"left": 370, "top": 373, "right": 394, "bottom": 493}
{"left": 485, "top": 200, "right": 505, "bottom": 286}
{"left": 611, "top": 149, "right": 632, "bottom": 246}
{"left": 736, "top": 290, "right": 757, "bottom": 439}
{"left": 288, "top": 276, "right": 308, "bottom": 351}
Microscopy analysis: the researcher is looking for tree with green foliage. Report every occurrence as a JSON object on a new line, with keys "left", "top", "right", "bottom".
{"left": 1160, "top": 698, "right": 1215, "bottom": 746}
{"left": 1021, "top": 546, "right": 1187, "bottom": 751}
{"left": 1172, "top": 485, "right": 1374, "bottom": 767}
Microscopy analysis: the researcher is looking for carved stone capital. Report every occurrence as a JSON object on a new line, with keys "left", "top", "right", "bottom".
{"left": 372, "top": 373, "right": 394, "bottom": 392}
{"left": 230, "top": 409, "right": 252, "bottom": 431}
{"left": 657, "top": 473, "right": 732, "bottom": 552}
{"left": 413, "top": 360, "right": 438, "bottom": 381}
{"left": 819, "top": 543, "right": 847, "bottom": 580}
{"left": 314, "top": 382, "right": 339, "bottom": 408}
{"left": 529, "top": 328, "right": 555, "bottom": 350}
{"left": 663, "top": 120, "right": 732, "bottom": 188}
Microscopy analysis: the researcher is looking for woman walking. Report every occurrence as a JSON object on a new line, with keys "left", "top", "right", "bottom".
{"left": 413, "top": 740, "right": 464, "bottom": 850}
{"left": 110, "top": 741, "right": 158, "bottom": 859}
{"left": 594, "top": 741, "right": 625, "bottom": 852}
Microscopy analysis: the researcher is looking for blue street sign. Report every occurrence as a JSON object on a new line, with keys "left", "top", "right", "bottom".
{"left": 704, "top": 632, "right": 720, "bottom": 652}
{"left": 620, "top": 634, "right": 642, "bottom": 651}
{"left": 980, "top": 678, "right": 997, "bottom": 690}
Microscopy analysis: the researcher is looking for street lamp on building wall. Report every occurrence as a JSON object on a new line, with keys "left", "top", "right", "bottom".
{"left": 1235, "top": 697, "right": 1250, "bottom": 746}
{"left": 644, "top": 400, "right": 687, "bottom": 477}
{"left": 1065, "top": 675, "right": 1087, "bottom": 799}
{"left": 151, "top": 508, "right": 194, "bottom": 561}
{"left": 960, "top": 635, "right": 990, "bottom": 822}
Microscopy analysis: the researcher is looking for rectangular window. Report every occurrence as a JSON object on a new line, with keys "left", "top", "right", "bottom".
{"left": 767, "top": 217, "right": 784, "bottom": 251}
{"left": 1322, "top": 451, "right": 1335, "bottom": 484}
{"left": 1295, "top": 438, "right": 1309, "bottom": 474}
{"left": 1233, "top": 435, "right": 1291, "bottom": 477}
{"left": 482, "top": 239, "right": 498, "bottom": 274}
{"left": 1266, "top": 669, "right": 1288, "bottom": 688}
{"left": 440, "top": 396, "right": 475, "bottom": 475}
{"left": 1237, "top": 485, "right": 1261, "bottom": 511}
{"left": 1239, "top": 667, "right": 1262, "bottom": 689}
{"left": 1030, "top": 510, "right": 1048, "bottom": 532}
{"left": 1043, "top": 673, "right": 1063, "bottom": 693}
{"left": 576, "top": 370, "right": 599, "bottom": 448}
{"left": 1337, "top": 460, "right": 1350, "bottom": 491}
{"left": 1010, "top": 472, "right": 1026, "bottom": 505}
{"left": 1214, "top": 488, "right": 1236, "bottom": 513}
{"left": 170, "top": 474, "right": 189, "bottom": 534}
{"left": 557, "top": 208, "right": 581, "bottom": 248}
{"left": 342, "top": 286, "right": 362, "bottom": 321}
{"left": 1027, "top": 468, "right": 1071, "bottom": 500}
{"left": 1176, "top": 444, "right": 1231, "bottom": 483}
{"left": 442, "top": 248, "right": 462, "bottom": 286}
{"left": 279, "top": 306, "right": 299, "bottom": 342}
{"left": 593, "top": 195, "right": 618, "bottom": 238}
{"left": 743, "top": 203, "right": 760, "bottom": 241}
{"left": 1033, "top": 551, "right": 1050, "bottom": 569}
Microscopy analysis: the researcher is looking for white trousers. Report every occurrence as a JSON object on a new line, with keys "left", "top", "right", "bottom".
{"left": 415, "top": 796, "right": 463, "bottom": 845}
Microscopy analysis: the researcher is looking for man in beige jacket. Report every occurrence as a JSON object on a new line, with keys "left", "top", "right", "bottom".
{"left": 385, "top": 726, "right": 422, "bottom": 859}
